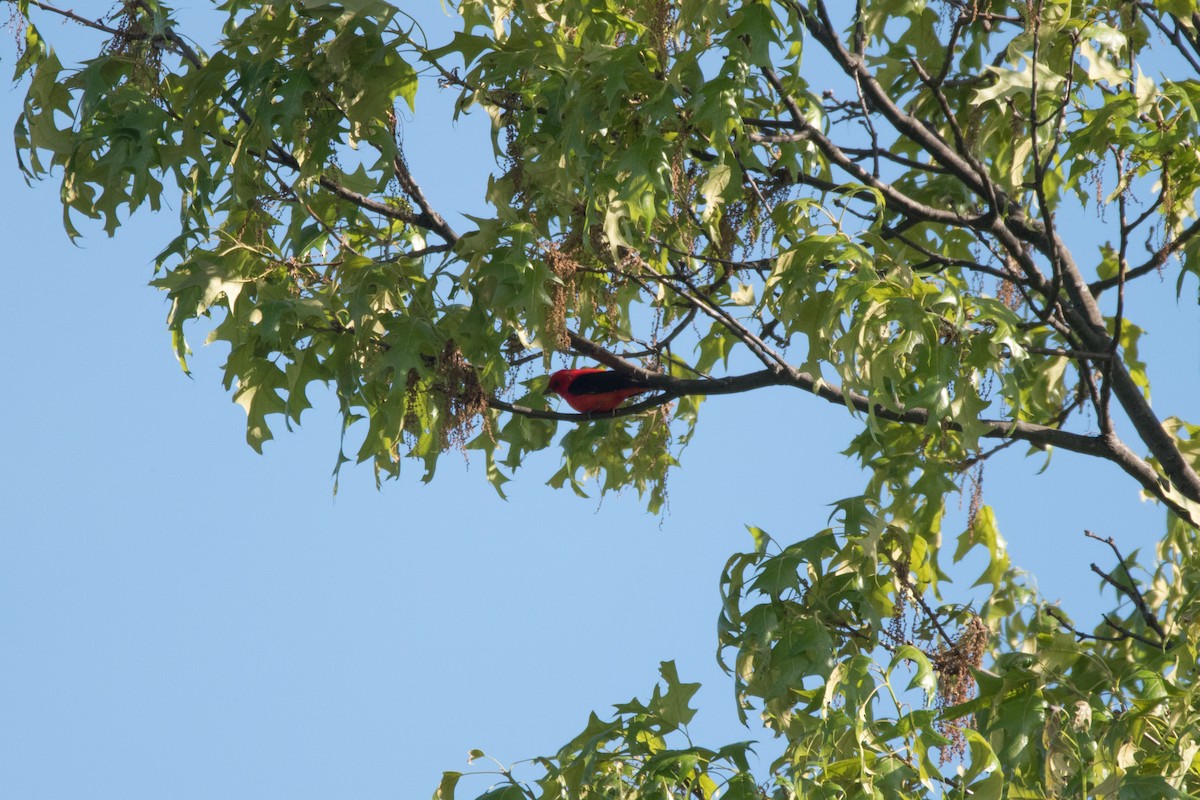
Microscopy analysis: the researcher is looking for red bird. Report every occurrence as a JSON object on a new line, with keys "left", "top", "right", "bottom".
{"left": 545, "top": 368, "right": 657, "bottom": 413}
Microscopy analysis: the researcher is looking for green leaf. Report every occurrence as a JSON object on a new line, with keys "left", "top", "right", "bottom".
{"left": 955, "top": 506, "right": 1010, "bottom": 590}
{"left": 649, "top": 661, "right": 701, "bottom": 730}
{"left": 888, "top": 645, "right": 935, "bottom": 695}
{"left": 745, "top": 525, "right": 771, "bottom": 555}
{"left": 434, "top": 772, "right": 462, "bottom": 800}
{"left": 973, "top": 56, "right": 1064, "bottom": 105}
{"left": 474, "top": 785, "right": 525, "bottom": 800}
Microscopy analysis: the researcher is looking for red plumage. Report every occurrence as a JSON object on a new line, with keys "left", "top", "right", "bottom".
{"left": 545, "top": 368, "right": 656, "bottom": 413}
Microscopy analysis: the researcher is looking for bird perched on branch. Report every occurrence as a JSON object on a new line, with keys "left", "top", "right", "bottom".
{"left": 545, "top": 368, "right": 657, "bottom": 414}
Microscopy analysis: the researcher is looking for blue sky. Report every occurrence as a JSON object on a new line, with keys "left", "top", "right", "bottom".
{"left": 1, "top": 5, "right": 1198, "bottom": 799}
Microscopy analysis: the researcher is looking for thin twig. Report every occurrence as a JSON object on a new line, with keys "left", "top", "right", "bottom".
{"left": 1085, "top": 530, "right": 1169, "bottom": 641}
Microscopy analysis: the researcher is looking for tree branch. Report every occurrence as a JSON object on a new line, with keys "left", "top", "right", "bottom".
{"left": 1085, "top": 530, "right": 1170, "bottom": 642}
{"left": 800, "top": 0, "right": 992, "bottom": 199}
{"left": 1091, "top": 215, "right": 1200, "bottom": 295}
{"left": 539, "top": 328, "right": 1197, "bottom": 522}
{"left": 90, "top": 1, "right": 462, "bottom": 246}
{"left": 757, "top": 67, "right": 986, "bottom": 230}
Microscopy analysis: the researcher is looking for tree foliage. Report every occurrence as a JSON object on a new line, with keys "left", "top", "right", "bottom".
{"left": 8, "top": 0, "right": 1200, "bottom": 796}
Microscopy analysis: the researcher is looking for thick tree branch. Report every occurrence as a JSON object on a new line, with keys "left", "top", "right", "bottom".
{"left": 1049, "top": 239, "right": 1200, "bottom": 503}
{"left": 391, "top": 151, "right": 459, "bottom": 243}
{"left": 542, "top": 330, "right": 1197, "bottom": 521}
{"left": 486, "top": 392, "right": 677, "bottom": 422}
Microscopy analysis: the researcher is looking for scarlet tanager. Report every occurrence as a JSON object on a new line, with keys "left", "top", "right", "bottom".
{"left": 545, "top": 368, "right": 656, "bottom": 413}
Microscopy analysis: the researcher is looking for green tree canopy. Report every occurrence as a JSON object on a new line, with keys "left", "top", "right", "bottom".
{"left": 9, "top": 0, "right": 1200, "bottom": 796}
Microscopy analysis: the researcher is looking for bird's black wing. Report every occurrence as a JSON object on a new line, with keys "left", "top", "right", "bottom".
{"left": 567, "top": 371, "right": 652, "bottom": 395}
